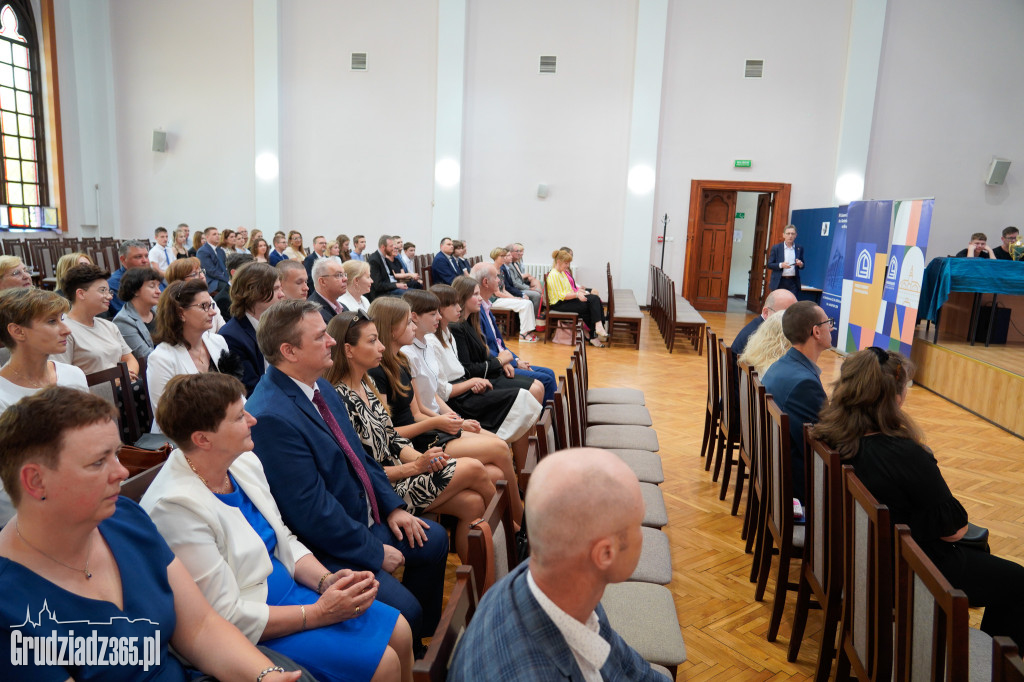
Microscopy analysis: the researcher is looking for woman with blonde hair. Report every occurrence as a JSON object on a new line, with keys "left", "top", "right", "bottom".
{"left": 340, "top": 259, "right": 372, "bottom": 314}
{"left": 246, "top": 229, "right": 265, "bottom": 253}
{"left": 488, "top": 247, "right": 537, "bottom": 342}
{"left": 188, "top": 230, "right": 205, "bottom": 257}
{"left": 171, "top": 227, "right": 190, "bottom": 259}
{"left": 284, "top": 231, "right": 307, "bottom": 261}
{"left": 737, "top": 313, "right": 791, "bottom": 376}
{"left": 545, "top": 248, "right": 607, "bottom": 346}
{"left": 0, "top": 255, "right": 32, "bottom": 290}
{"left": 54, "top": 251, "right": 92, "bottom": 295}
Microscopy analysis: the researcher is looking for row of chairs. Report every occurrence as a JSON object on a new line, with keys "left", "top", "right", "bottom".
{"left": 702, "top": 326, "right": 1024, "bottom": 681}
{"left": 416, "top": 326, "right": 686, "bottom": 680}
{"left": 605, "top": 263, "right": 643, "bottom": 349}
{"left": 0, "top": 235, "right": 152, "bottom": 289}
{"left": 649, "top": 265, "right": 706, "bottom": 354}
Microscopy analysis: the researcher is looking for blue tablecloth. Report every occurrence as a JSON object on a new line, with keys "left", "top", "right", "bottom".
{"left": 919, "top": 257, "right": 1024, "bottom": 321}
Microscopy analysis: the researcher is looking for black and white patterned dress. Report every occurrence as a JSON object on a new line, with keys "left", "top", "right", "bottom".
{"left": 336, "top": 379, "right": 456, "bottom": 514}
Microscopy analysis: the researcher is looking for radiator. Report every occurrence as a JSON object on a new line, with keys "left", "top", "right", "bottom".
{"left": 520, "top": 263, "right": 575, "bottom": 282}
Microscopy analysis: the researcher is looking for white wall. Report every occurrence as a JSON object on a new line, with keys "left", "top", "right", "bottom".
{"left": 460, "top": 0, "right": 637, "bottom": 288}
{"left": 728, "top": 192, "right": 759, "bottom": 296}
{"left": 653, "top": 0, "right": 852, "bottom": 286}
{"left": 107, "top": 0, "right": 255, "bottom": 236}
{"left": 864, "top": 0, "right": 1024, "bottom": 258}
{"left": 279, "top": 1, "right": 438, "bottom": 246}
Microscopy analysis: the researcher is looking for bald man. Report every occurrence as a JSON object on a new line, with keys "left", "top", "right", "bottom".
{"left": 449, "top": 448, "right": 666, "bottom": 681}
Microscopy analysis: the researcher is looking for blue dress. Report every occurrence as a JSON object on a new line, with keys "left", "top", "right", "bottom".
{"left": 0, "top": 498, "right": 187, "bottom": 681}
{"left": 216, "top": 475, "right": 399, "bottom": 682}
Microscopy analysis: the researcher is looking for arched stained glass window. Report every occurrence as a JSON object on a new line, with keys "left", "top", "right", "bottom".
{"left": 0, "top": 1, "right": 46, "bottom": 225}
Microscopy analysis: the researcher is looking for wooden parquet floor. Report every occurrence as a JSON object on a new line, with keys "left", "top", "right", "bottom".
{"left": 443, "top": 305, "right": 1024, "bottom": 681}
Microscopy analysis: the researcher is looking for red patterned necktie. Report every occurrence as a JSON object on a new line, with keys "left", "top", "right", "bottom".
{"left": 311, "top": 388, "right": 381, "bottom": 524}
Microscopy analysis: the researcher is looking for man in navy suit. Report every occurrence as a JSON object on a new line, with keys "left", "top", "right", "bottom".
{"left": 430, "top": 237, "right": 460, "bottom": 286}
{"left": 197, "top": 226, "right": 230, "bottom": 295}
{"left": 302, "top": 235, "right": 329, "bottom": 281}
{"left": 307, "top": 258, "right": 349, "bottom": 325}
{"left": 471, "top": 263, "right": 557, "bottom": 403}
{"left": 766, "top": 224, "right": 804, "bottom": 296}
{"left": 760, "top": 301, "right": 831, "bottom": 503}
{"left": 367, "top": 235, "right": 408, "bottom": 300}
{"left": 246, "top": 299, "right": 447, "bottom": 645}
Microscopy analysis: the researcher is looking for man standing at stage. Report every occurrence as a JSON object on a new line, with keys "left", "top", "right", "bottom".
{"left": 766, "top": 225, "right": 804, "bottom": 295}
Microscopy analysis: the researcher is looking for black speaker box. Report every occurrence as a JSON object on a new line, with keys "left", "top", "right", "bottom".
{"left": 972, "top": 305, "right": 1010, "bottom": 344}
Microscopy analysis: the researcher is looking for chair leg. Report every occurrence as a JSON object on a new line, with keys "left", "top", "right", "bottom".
{"left": 812, "top": 602, "right": 841, "bottom": 682}
{"left": 720, "top": 441, "right": 739, "bottom": 502}
{"left": 834, "top": 644, "right": 851, "bottom": 682}
{"left": 700, "top": 408, "right": 713, "bottom": 459}
{"left": 706, "top": 427, "right": 721, "bottom": 472}
{"left": 753, "top": 530, "right": 773, "bottom": 601}
{"left": 766, "top": 544, "right": 794, "bottom": 642}
{"left": 712, "top": 438, "right": 731, "bottom": 483}
{"left": 730, "top": 457, "right": 747, "bottom": 515}
{"left": 740, "top": 473, "right": 756, "bottom": 541}
{"left": 787, "top": 569, "right": 812, "bottom": 661}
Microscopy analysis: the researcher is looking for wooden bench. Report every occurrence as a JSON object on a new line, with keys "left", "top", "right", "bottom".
{"left": 606, "top": 263, "right": 642, "bottom": 349}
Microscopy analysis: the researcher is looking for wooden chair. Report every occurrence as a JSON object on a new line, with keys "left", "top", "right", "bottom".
{"left": 708, "top": 339, "right": 740, "bottom": 490}
{"left": 834, "top": 468, "right": 893, "bottom": 682}
{"left": 86, "top": 362, "right": 142, "bottom": 444}
{"left": 120, "top": 462, "right": 165, "bottom": 502}
{"left": 569, "top": 353, "right": 651, "bottom": 427}
{"left": 564, "top": 364, "right": 659, "bottom": 453}
{"left": 788, "top": 425, "right": 843, "bottom": 681}
{"left": 993, "top": 637, "right": 1024, "bottom": 682}
{"left": 731, "top": 360, "right": 755, "bottom": 517}
{"left": 700, "top": 328, "right": 720, "bottom": 462}
{"left": 490, "top": 306, "right": 517, "bottom": 339}
{"left": 467, "top": 481, "right": 517, "bottom": 598}
{"left": 746, "top": 377, "right": 769, "bottom": 577}
{"left": 605, "top": 264, "right": 642, "bottom": 349}
{"left": 411, "top": 565, "right": 476, "bottom": 682}
{"left": 754, "top": 395, "right": 804, "bottom": 645}
{"left": 516, "top": 436, "right": 540, "bottom": 491}
{"left": 540, "top": 280, "right": 579, "bottom": 344}
{"left": 573, "top": 335, "right": 645, "bottom": 405}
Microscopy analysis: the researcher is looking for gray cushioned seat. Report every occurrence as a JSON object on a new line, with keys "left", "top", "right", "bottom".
{"left": 628, "top": 527, "right": 672, "bottom": 585}
{"left": 586, "top": 424, "right": 659, "bottom": 452}
{"left": 587, "top": 387, "right": 645, "bottom": 406}
{"left": 608, "top": 449, "right": 665, "bottom": 484}
{"left": 641, "top": 483, "right": 668, "bottom": 528}
{"left": 968, "top": 627, "right": 993, "bottom": 682}
{"left": 650, "top": 663, "right": 673, "bottom": 680}
{"left": 587, "top": 403, "right": 653, "bottom": 427}
{"left": 601, "top": 582, "right": 687, "bottom": 667}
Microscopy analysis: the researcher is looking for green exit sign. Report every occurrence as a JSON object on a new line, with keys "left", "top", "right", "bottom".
{"left": 734, "top": 159, "right": 752, "bottom": 168}
{"left": 736, "top": 212, "right": 745, "bottom": 219}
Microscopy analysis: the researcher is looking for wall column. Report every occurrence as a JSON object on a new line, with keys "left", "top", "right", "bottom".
{"left": 431, "top": 0, "right": 466, "bottom": 249}
{"left": 253, "top": 0, "right": 280, "bottom": 231}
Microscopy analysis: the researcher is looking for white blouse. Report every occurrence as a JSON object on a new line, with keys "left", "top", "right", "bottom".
{"left": 425, "top": 329, "right": 469, "bottom": 401}
{"left": 401, "top": 337, "right": 443, "bottom": 410}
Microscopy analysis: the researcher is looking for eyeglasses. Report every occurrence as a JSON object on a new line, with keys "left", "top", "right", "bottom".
{"left": 186, "top": 269, "right": 206, "bottom": 279}
{"left": 93, "top": 287, "right": 111, "bottom": 295}
{"left": 322, "top": 273, "right": 347, "bottom": 280}
{"left": 185, "top": 302, "right": 216, "bottom": 312}
{"left": 8, "top": 268, "right": 30, "bottom": 277}
{"left": 815, "top": 318, "right": 835, "bottom": 329}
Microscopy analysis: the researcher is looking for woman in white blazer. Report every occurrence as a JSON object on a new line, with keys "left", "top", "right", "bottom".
{"left": 141, "top": 373, "right": 412, "bottom": 682}
{"left": 146, "top": 279, "right": 233, "bottom": 432}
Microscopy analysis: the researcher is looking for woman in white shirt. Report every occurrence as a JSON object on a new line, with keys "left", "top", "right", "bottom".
{"left": 339, "top": 260, "right": 372, "bottom": 314}
{"left": 0, "top": 287, "right": 87, "bottom": 410}
{"left": 147, "top": 278, "right": 231, "bottom": 432}
{"left": 488, "top": 247, "right": 538, "bottom": 342}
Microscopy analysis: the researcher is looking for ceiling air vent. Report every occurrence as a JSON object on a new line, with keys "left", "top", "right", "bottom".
{"left": 539, "top": 55, "right": 557, "bottom": 74}
{"left": 351, "top": 52, "right": 367, "bottom": 71}
{"left": 744, "top": 59, "right": 764, "bottom": 79}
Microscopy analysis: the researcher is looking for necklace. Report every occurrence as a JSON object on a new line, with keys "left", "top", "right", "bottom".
{"left": 184, "top": 454, "right": 231, "bottom": 494}
{"left": 16, "top": 523, "right": 92, "bottom": 579}
{"left": 7, "top": 362, "right": 54, "bottom": 389}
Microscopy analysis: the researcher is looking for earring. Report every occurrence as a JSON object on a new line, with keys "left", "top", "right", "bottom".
{"left": 40, "top": 495, "right": 45, "bottom": 501}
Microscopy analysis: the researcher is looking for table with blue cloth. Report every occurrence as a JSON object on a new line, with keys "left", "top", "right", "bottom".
{"left": 918, "top": 257, "right": 1024, "bottom": 345}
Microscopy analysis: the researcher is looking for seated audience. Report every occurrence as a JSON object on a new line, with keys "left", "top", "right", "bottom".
{"left": 546, "top": 249, "right": 608, "bottom": 346}
{"left": 449, "top": 448, "right": 666, "bottom": 681}
{"left": 277, "top": 260, "right": 310, "bottom": 300}
{"left": 0, "top": 288, "right": 87, "bottom": 410}
{"left": 113, "top": 266, "right": 163, "bottom": 360}
{"left": 503, "top": 242, "right": 542, "bottom": 316}
{"left": 197, "top": 227, "right": 231, "bottom": 295}
{"left": 246, "top": 300, "right": 448, "bottom": 648}
{"left": 337, "top": 234, "right": 352, "bottom": 262}
{"left": 468, "top": 267, "right": 555, "bottom": 402}
{"left": 107, "top": 240, "right": 152, "bottom": 316}
{"left": 326, "top": 311, "right": 494, "bottom": 563}
{"left": 252, "top": 237, "right": 271, "bottom": 263}
{"left": 341, "top": 259, "right": 373, "bottom": 314}
{"left": 452, "top": 240, "right": 471, "bottom": 275}
{"left": 54, "top": 251, "right": 92, "bottom": 297}
{"left": 759, "top": 301, "right": 830, "bottom": 502}
{"left": 0, "top": 256, "right": 31, "bottom": 290}
{"left": 303, "top": 235, "right": 329, "bottom": 281}
{"left": 143, "top": 373, "right": 413, "bottom": 682}
{"left": 220, "top": 227, "right": 238, "bottom": 255}
{"left": 188, "top": 230, "right": 205, "bottom": 257}
{"left": 284, "top": 231, "right": 307, "bottom": 261}
{"left": 235, "top": 227, "right": 252, "bottom": 254}
{"left": 737, "top": 313, "right": 791, "bottom": 377}
{"left": 269, "top": 232, "right": 290, "bottom": 266}
{"left": 171, "top": 226, "right": 190, "bottom": 259}
{"left": 955, "top": 232, "right": 996, "bottom": 259}
{"left": 165, "top": 256, "right": 227, "bottom": 331}
{"left": 219, "top": 262, "right": 287, "bottom": 396}
{"left": 406, "top": 288, "right": 539, "bottom": 476}
{"left": 449, "top": 276, "right": 544, "bottom": 406}
{"left": 397, "top": 239, "right": 415, "bottom": 273}
{"left": 367, "top": 235, "right": 408, "bottom": 300}
{"left": 812, "top": 348, "right": 1024, "bottom": 648}
{"left": 488, "top": 249, "right": 538, "bottom": 342}
{"left": 430, "top": 237, "right": 459, "bottom": 286}
{"left": 327, "top": 239, "right": 343, "bottom": 263}
{"left": 992, "top": 225, "right": 1019, "bottom": 260}
{"left": 730, "top": 289, "right": 797, "bottom": 359}
{"left": 215, "top": 252, "right": 256, "bottom": 322}
{"left": 149, "top": 226, "right": 175, "bottom": 277}
{"left": 0, "top": 387, "right": 308, "bottom": 681}
{"left": 146, "top": 279, "right": 232, "bottom": 431}
{"left": 365, "top": 297, "right": 524, "bottom": 527}
{"left": 389, "top": 237, "right": 422, "bottom": 289}
{"left": 54, "top": 264, "right": 138, "bottom": 379}
{"left": 350, "top": 235, "right": 368, "bottom": 262}
{"left": 309, "top": 258, "right": 350, "bottom": 324}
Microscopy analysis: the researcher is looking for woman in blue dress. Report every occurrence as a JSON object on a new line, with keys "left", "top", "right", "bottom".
{"left": 142, "top": 372, "right": 412, "bottom": 682}
{"left": 0, "top": 386, "right": 306, "bottom": 681}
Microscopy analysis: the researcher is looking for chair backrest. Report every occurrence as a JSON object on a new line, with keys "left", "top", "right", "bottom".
{"left": 992, "top": 637, "right": 1024, "bottom": 682}
{"left": 120, "top": 462, "right": 164, "bottom": 502}
{"left": 765, "top": 395, "right": 794, "bottom": 545}
{"left": 565, "top": 364, "right": 587, "bottom": 448}
{"left": 802, "top": 424, "right": 843, "bottom": 609}
{"left": 552, "top": 377, "right": 573, "bottom": 450}
{"left": 893, "top": 524, "right": 971, "bottom": 681}
{"left": 535, "top": 405, "right": 556, "bottom": 458}
{"left": 737, "top": 360, "right": 755, "bottom": 463}
{"left": 751, "top": 376, "right": 768, "bottom": 496}
{"left": 840, "top": 467, "right": 893, "bottom": 682}
{"left": 467, "top": 480, "right": 518, "bottom": 598}
{"left": 412, "top": 565, "right": 477, "bottom": 682}
{"left": 86, "top": 362, "right": 142, "bottom": 443}
{"left": 706, "top": 328, "right": 720, "bottom": 411}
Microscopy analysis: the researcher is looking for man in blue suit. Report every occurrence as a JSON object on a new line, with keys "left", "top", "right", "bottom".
{"left": 430, "top": 237, "right": 460, "bottom": 286}
{"left": 449, "top": 448, "right": 663, "bottom": 681}
{"left": 766, "top": 224, "right": 804, "bottom": 296}
{"left": 760, "top": 300, "right": 831, "bottom": 503}
{"left": 197, "top": 226, "right": 230, "bottom": 295}
{"left": 471, "top": 263, "right": 557, "bottom": 403}
{"left": 245, "top": 299, "right": 448, "bottom": 645}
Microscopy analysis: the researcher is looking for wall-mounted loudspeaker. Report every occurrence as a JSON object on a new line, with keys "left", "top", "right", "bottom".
{"left": 152, "top": 130, "right": 167, "bottom": 153}
{"left": 537, "top": 184, "right": 549, "bottom": 199}
{"left": 985, "top": 157, "right": 1010, "bottom": 186}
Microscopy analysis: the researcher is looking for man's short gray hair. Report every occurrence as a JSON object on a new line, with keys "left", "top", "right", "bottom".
{"left": 118, "top": 240, "right": 147, "bottom": 258}
{"left": 311, "top": 258, "right": 335, "bottom": 280}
